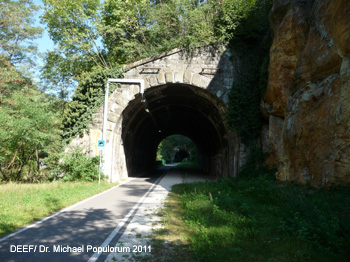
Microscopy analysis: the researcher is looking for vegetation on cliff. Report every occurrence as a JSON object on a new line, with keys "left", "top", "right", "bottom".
{"left": 225, "top": 0, "right": 272, "bottom": 144}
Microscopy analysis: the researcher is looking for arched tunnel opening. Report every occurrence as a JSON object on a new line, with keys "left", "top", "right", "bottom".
{"left": 121, "top": 83, "right": 230, "bottom": 177}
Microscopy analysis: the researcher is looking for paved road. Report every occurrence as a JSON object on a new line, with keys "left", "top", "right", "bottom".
{"left": 0, "top": 166, "right": 171, "bottom": 262}
{"left": 104, "top": 167, "right": 210, "bottom": 262}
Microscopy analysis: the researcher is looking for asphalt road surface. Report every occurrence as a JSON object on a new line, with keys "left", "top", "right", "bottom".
{"left": 0, "top": 166, "right": 171, "bottom": 262}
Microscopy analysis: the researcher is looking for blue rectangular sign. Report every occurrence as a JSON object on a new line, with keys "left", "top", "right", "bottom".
{"left": 98, "top": 140, "right": 105, "bottom": 148}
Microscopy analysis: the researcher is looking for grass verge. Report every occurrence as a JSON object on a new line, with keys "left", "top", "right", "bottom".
{"left": 149, "top": 174, "right": 350, "bottom": 262}
{"left": 0, "top": 181, "right": 117, "bottom": 237}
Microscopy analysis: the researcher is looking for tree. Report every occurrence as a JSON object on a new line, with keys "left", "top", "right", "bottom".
{"left": 41, "top": 0, "right": 110, "bottom": 101}
{"left": 0, "top": 57, "right": 24, "bottom": 104}
{"left": 0, "top": 87, "right": 61, "bottom": 181}
{"left": 40, "top": 50, "right": 80, "bottom": 103}
{"left": 0, "top": 0, "right": 43, "bottom": 69}
{"left": 41, "top": 0, "right": 108, "bottom": 68}
{"left": 101, "top": 0, "right": 221, "bottom": 64}
{"left": 0, "top": 0, "right": 64, "bottom": 182}
{"left": 0, "top": 0, "right": 43, "bottom": 101}
{"left": 101, "top": 0, "right": 152, "bottom": 63}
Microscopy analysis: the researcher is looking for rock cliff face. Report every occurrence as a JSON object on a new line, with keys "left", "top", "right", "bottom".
{"left": 264, "top": 0, "right": 350, "bottom": 187}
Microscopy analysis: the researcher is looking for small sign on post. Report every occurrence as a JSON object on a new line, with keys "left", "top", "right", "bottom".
{"left": 98, "top": 140, "right": 105, "bottom": 184}
{"left": 98, "top": 140, "right": 105, "bottom": 148}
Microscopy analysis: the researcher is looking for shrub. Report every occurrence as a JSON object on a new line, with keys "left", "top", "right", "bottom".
{"left": 47, "top": 148, "right": 102, "bottom": 182}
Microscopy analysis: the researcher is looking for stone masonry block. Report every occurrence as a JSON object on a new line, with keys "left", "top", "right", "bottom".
{"left": 216, "top": 90, "right": 223, "bottom": 98}
{"left": 222, "top": 93, "right": 230, "bottom": 105}
{"left": 132, "top": 85, "right": 139, "bottom": 95}
{"left": 201, "top": 76, "right": 212, "bottom": 89}
{"left": 183, "top": 71, "right": 192, "bottom": 84}
{"left": 157, "top": 72, "right": 166, "bottom": 84}
{"left": 144, "top": 78, "right": 150, "bottom": 89}
{"left": 116, "top": 95, "right": 124, "bottom": 105}
{"left": 149, "top": 76, "right": 158, "bottom": 87}
{"left": 107, "top": 112, "right": 120, "bottom": 123}
{"left": 192, "top": 74, "right": 202, "bottom": 87}
{"left": 107, "top": 122, "right": 115, "bottom": 132}
{"left": 174, "top": 72, "right": 184, "bottom": 83}
{"left": 165, "top": 72, "right": 174, "bottom": 83}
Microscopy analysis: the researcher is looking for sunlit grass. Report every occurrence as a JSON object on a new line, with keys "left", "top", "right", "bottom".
{"left": 0, "top": 181, "right": 117, "bottom": 237}
{"left": 149, "top": 174, "right": 350, "bottom": 262}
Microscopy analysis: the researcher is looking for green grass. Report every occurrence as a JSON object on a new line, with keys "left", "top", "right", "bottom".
{"left": 0, "top": 181, "right": 117, "bottom": 237}
{"left": 176, "top": 161, "right": 198, "bottom": 170}
{"left": 150, "top": 173, "right": 350, "bottom": 262}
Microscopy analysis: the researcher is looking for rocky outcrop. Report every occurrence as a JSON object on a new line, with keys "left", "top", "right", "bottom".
{"left": 264, "top": 0, "right": 350, "bottom": 187}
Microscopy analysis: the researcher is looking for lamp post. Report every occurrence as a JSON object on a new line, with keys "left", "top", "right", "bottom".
{"left": 100, "top": 78, "right": 145, "bottom": 182}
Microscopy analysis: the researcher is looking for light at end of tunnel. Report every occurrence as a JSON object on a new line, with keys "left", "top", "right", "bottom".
{"left": 158, "top": 130, "right": 161, "bottom": 133}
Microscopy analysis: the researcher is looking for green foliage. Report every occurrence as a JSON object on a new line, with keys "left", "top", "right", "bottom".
{"left": 0, "top": 84, "right": 61, "bottom": 182}
{"left": 0, "top": 0, "right": 43, "bottom": 68}
{"left": 224, "top": 0, "right": 272, "bottom": 144}
{"left": 0, "top": 57, "right": 25, "bottom": 103}
{"left": 42, "top": 0, "right": 225, "bottom": 72}
{"left": 61, "top": 66, "right": 122, "bottom": 142}
{"left": 0, "top": 0, "right": 42, "bottom": 100}
{"left": 167, "top": 174, "right": 350, "bottom": 261}
{"left": 49, "top": 147, "right": 101, "bottom": 182}
{"left": 41, "top": 0, "right": 107, "bottom": 67}
{"left": 101, "top": 0, "right": 221, "bottom": 64}
{"left": 101, "top": 0, "right": 152, "bottom": 64}
{"left": 176, "top": 161, "right": 198, "bottom": 170}
{"left": 40, "top": 50, "right": 80, "bottom": 102}
{"left": 215, "top": 0, "right": 256, "bottom": 43}
{"left": 0, "top": 0, "right": 66, "bottom": 182}
{"left": 41, "top": 0, "right": 110, "bottom": 101}
{"left": 238, "top": 148, "right": 275, "bottom": 178}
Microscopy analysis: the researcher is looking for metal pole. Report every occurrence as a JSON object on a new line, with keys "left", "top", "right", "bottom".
{"left": 101, "top": 79, "right": 145, "bottom": 182}
{"left": 99, "top": 150, "right": 102, "bottom": 184}
{"left": 102, "top": 81, "right": 109, "bottom": 143}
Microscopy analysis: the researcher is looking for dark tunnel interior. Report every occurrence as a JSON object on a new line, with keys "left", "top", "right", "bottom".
{"left": 121, "top": 83, "right": 229, "bottom": 176}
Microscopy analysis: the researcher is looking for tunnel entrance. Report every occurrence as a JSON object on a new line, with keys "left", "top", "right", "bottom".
{"left": 121, "top": 83, "right": 230, "bottom": 177}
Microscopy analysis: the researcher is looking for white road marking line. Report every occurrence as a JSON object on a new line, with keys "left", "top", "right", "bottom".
{"left": 87, "top": 173, "right": 166, "bottom": 262}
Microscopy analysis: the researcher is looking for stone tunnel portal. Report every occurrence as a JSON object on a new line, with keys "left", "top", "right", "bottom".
{"left": 121, "top": 83, "right": 230, "bottom": 177}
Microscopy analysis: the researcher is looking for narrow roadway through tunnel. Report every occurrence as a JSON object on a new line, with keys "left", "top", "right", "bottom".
{"left": 0, "top": 167, "right": 172, "bottom": 262}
